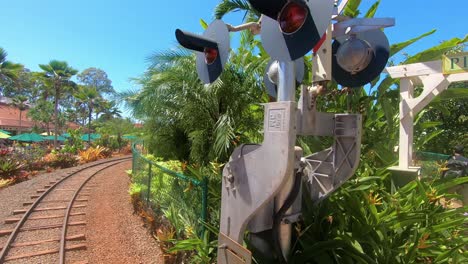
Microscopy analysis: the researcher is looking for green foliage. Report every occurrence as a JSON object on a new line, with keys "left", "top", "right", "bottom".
{"left": 94, "top": 135, "right": 128, "bottom": 151}
{"left": 128, "top": 49, "right": 264, "bottom": 165}
{"left": 126, "top": 1, "right": 468, "bottom": 263}
{"left": 291, "top": 176, "right": 468, "bottom": 264}
{"left": 131, "top": 155, "right": 203, "bottom": 235}
{"left": 0, "top": 158, "right": 23, "bottom": 178}
{"left": 39, "top": 60, "right": 78, "bottom": 146}
{"left": 0, "top": 47, "right": 23, "bottom": 92}
{"left": 77, "top": 67, "right": 115, "bottom": 95}
{"left": 168, "top": 228, "right": 218, "bottom": 264}
{"left": 62, "top": 128, "right": 84, "bottom": 154}
{"left": 49, "top": 152, "right": 78, "bottom": 169}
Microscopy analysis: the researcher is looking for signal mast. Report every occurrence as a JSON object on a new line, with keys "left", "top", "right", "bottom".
{"left": 175, "top": 1, "right": 394, "bottom": 263}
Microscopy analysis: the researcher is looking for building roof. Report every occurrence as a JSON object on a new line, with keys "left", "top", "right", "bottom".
{"left": 0, "top": 102, "right": 80, "bottom": 132}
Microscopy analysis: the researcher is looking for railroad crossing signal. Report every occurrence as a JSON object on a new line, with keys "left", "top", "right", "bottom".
{"left": 173, "top": 1, "right": 395, "bottom": 263}
{"left": 332, "top": 29, "right": 390, "bottom": 87}
{"left": 264, "top": 58, "right": 305, "bottom": 99}
{"left": 251, "top": 0, "right": 334, "bottom": 61}
{"left": 175, "top": 20, "right": 230, "bottom": 84}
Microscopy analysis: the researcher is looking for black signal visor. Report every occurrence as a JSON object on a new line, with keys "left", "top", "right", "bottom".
{"left": 175, "top": 29, "right": 218, "bottom": 52}
{"left": 248, "top": 0, "right": 287, "bottom": 20}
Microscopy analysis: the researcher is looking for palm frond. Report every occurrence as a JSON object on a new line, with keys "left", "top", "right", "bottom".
{"left": 214, "top": 0, "right": 257, "bottom": 20}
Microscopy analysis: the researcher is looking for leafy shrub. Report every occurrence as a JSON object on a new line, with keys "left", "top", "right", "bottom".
{"left": 289, "top": 175, "right": 468, "bottom": 264}
{"left": 62, "top": 128, "right": 84, "bottom": 154}
{"left": 78, "top": 146, "right": 109, "bottom": 163}
{"left": 120, "top": 145, "right": 132, "bottom": 155}
{"left": 0, "top": 158, "right": 23, "bottom": 179}
{"left": 0, "top": 149, "right": 11, "bottom": 157}
{"left": 42, "top": 152, "right": 78, "bottom": 169}
{"left": 0, "top": 178, "right": 13, "bottom": 188}
{"left": 95, "top": 135, "right": 128, "bottom": 151}
{"left": 100, "top": 147, "right": 113, "bottom": 158}
{"left": 50, "top": 153, "right": 78, "bottom": 169}
{"left": 42, "top": 152, "right": 57, "bottom": 164}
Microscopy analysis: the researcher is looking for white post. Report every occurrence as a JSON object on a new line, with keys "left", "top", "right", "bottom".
{"left": 398, "top": 78, "right": 414, "bottom": 169}
{"left": 385, "top": 59, "right": 468, "bottom": 174}
{"left": 275, "top": 60, "right": 296, "bottom": 259}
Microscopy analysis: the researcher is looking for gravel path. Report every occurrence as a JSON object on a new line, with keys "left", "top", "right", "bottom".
{"left": 0, "top": 156, "right": 163, "bottom": 264}
{"left": 84, "top": 161, "right": 163, "bottom": 264}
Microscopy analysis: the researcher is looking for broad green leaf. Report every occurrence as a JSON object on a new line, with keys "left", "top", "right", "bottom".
{"left": 419, "top": 121, "right": 443, "bottom": 129}
{"left": 435, "top": 177, "right": 468, "bottom": 191}
{"left": 364, "top": 0, "right": 380, "bottom": 18}
{"left": 200, "top": 19, "right": 208, "bottom": 30}
{"left": 381, "top": 97, "right": 395, "bottom": 130}
{"left": 376, "top": 75, "right": 396, "bottom": 97}
{"left": 356, "top": 176, "right": 383, "bottom": 183}
{"left": 343, "top": 0, "right": 362, "bottom": 17}
{"left": 434, "top": 244, "right": 466, "bottom": 262}
{"left": 430, "top": 218, "right": 466, "bottom": 233}
{"left": 419, "top": 129, "right": 444, "bottom": 146}
{"left": 431, "top": 87, "right": 468, "bottom": 103}
{"left": 405, "top": 35, "right": 468, "bottom": 64}
{"left": 390, "top": 30, "right": 436, "bottom": 57}
{"left": 349, "top": 184, "right": 374, "bottom": 192}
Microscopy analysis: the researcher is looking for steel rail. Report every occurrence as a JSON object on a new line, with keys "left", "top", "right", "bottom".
{"left": 0, "top": 156, "right": 131, "bottom": 262}
{"left": 59, "top": 159, "right": 129, "bottom": 264}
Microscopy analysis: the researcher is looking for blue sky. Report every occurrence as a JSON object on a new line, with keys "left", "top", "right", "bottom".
{"left": 1, "top": 0, "right": 467, "bottom": 100}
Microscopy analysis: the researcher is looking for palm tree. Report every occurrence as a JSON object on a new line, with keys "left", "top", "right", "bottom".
{"left": 74, "top": 85, "right": 99, "bottom": 144}
{"left": 11, "top": 95, "right": 28, "bottom": 134}
{"left": 98, "top": 100, "right": 122, "bottom": 121}
{"left": 39, "top": 60, "right": 78, "bottom": 147}
{"left": 126, "top": 46, "right": 265, "bottom": 163}
{"left": 214, "top": 0, "right": 258, "bottom": 21}
{"left": 0, "top": 47, "right": 23, "bottom": 95}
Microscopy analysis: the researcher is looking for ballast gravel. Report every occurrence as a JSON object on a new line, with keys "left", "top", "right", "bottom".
{"left": 0, "top": 156, "right": 163, "bottom": 264}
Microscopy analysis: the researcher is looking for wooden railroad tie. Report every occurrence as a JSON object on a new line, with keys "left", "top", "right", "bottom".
{"left": 5, "top": 212, "right": 86, "bottom": 224}
{"left": 0, "top": 234, "right": 85, "bottom": 250}
{"left": 23, "top": 198, "right": 88, "bottom": 206}
{"left": 0, "top": 221, "right": 86, "bottom": 236}
{"left": 13, "top": 204, "right": 87, "bottom": 215}
{"left": 4, "top": 243, "right": 86, "bottom": 261}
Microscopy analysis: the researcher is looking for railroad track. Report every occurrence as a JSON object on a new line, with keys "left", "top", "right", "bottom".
{"left": 0, "top": 156, "right": 132, "bottom": 264}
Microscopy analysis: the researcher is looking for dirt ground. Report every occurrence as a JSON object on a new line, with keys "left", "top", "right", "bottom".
{"left": 85, "top": 161, "right": 164, "bottom": 264}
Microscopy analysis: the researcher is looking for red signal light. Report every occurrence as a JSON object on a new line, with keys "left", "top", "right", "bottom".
{"left": 278, "top": 1, "right": 308, "bottom": 34}
{"left": 204, "top": 47, "right": 218, "bottom": 65}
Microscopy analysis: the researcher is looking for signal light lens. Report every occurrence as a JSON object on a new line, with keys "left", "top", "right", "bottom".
{"left": 204, "top": 47, "right": 218, "bottom": 65}
{"left": 278, "top": 1, "right": 308, "bottom": 34}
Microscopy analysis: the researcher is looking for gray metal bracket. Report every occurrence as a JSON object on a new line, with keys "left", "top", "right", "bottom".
{"left": 217, "top": 101, "right": 297, "bottom": 264}
{"left": 297, "top": 86, "right": 362, "bottom": 202}
{"left": 303, "top": 113, "right": 361, "bottom": 202}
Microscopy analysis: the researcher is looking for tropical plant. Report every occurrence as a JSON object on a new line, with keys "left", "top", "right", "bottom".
{"left": 290, "top": 176, "right": 468, "bottom": 264}
{"left": 0, "top": 47, "right": 23, "bottom": 94}
{"left": 96, "top": 100, "right": 122, "bottom": 121}
{"left": 11, "top": 95, "right": 28, "bottom": 134}
{"left": 78, "top": 145, "right": 109, "bottom": 163}
{"left": 95, "top": 118, "right": 135, "bottom": 150}
{"left": 0, "top": 158, "right": 23, "bottom": 179}
{"left": 61, "top": 128, "right": 84, "bottom": 154}
{"left": 38, "top": 60, "right": 78, "bottom": 147}
{"left": 77, "top": 67, "right": 115, "bottom": 95}
{"left": 126, "top": 0, "right": 468, "bottom": 262}
{"left": 51, "top": 153, "right": 79, "bottom": 169}
{"left": 126, "top": 46, "right": 265, "bottom": 164}
{"left": 74, "top": 85, "right": 100, "bottom": 144}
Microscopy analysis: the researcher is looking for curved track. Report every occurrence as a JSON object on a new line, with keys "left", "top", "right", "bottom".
{"left": 0, "top": 156, "right": 131, "bottom": 264}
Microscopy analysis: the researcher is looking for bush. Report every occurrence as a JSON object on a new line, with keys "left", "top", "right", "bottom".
{"left": 50, "top": 153, "right": 78, "bottom": 169}
{"left": 62, "top": 128, "right": 84, "bottom": 154}
{"left": 289, "top": 175, "right": 468, "bottom": 264}
{"left": 78, "top": 146, "right": 109, "bottom": 163}
{"left": 0, "top": 158, "right": 23, "bottom": 179}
